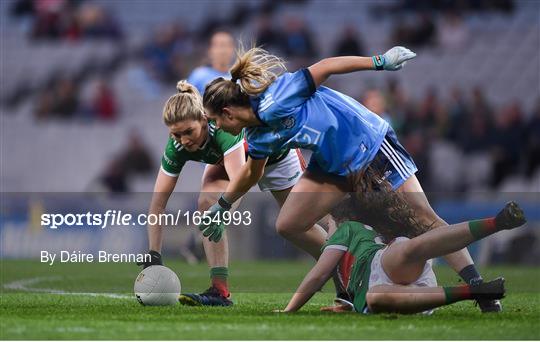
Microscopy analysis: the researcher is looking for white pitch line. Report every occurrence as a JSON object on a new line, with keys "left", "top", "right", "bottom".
{"left": 3, "top": 276, "right": 132, "bottom": 299}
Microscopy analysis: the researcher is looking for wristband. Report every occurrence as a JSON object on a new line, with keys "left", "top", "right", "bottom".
{"left": 372, "top": 55, "right": 385, "bottom": 70}
{"left": 218, "top": 195, "right": 232, "bottom": 210}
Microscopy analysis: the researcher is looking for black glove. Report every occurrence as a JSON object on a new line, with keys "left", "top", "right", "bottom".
{"left": 137, "top": 250, "right": 163, "bottom": 269}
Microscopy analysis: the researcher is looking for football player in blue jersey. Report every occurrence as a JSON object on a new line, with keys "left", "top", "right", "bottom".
{"left": 198, "top": 45, "right": 501, "bottom": 312}
{"left": 187, "top": 30, "right": 234, "bottom": 94}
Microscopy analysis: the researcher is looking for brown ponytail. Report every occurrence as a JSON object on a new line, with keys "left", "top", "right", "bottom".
{"left": 330, "top": 165, "right": 432, "bottom": 243}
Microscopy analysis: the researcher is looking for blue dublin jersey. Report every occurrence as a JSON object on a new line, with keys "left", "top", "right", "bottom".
{"left": 246, "top": 69, "right": 389, "bottom": 176}
{"left": 188, "top": 66, "right": 230, "bottom": 95}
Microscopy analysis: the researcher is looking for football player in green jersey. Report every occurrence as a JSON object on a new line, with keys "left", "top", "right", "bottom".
{"left": 139, "top": 80, "right": 328, "bottom": 306}
{"left": 280, "top": 201, "right": 526, "bottom": 314}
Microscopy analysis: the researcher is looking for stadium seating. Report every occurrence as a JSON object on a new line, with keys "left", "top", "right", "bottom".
{"left": 1, "top": 0, "right": 538, "bottom": 194}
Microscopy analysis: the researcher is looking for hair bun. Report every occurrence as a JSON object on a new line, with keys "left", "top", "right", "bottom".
{"left": 176, "top": 80, "right": 193, "bottom": 94}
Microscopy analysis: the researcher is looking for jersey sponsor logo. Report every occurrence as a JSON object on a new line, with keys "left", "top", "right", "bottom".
{"left": 375, "top": 170, "right": 392, "bottom": 184}
{"left": 163, "top": 153, "right": 177, "bottom": 166}
{"left": 281, "top": 116, "right": 295, "bottom": 129}
{"left": 287, "top": 171, "right": 300, "bottom": 181}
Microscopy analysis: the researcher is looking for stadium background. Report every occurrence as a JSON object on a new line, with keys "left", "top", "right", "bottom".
{"left": 1, "top": 0, "right": 539, "bottom": 265}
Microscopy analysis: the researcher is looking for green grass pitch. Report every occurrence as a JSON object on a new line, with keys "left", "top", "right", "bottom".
{"left": 1, "top": 260, "right": 539, "bottom": 340}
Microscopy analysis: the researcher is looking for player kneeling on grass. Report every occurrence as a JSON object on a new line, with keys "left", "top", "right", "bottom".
{"left": 280, "top": 201, "right": 526, "bottom": 314}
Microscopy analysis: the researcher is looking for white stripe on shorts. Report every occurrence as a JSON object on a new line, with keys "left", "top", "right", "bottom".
{"left": 382, "top": 139, "right": 411, "bottom": 177}
{"left": 380, "top": 141, "right": 407, "bottom": 180}
{"left": 383, "top": 138, "right": 414, "bottom": 178}
{"left": 382, "top": 138, "right": 413, "bottom": 180}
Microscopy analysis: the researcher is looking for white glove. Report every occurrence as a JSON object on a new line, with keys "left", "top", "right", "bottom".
{"left": 373, "top": 46, "right": 416, "bottom": 71}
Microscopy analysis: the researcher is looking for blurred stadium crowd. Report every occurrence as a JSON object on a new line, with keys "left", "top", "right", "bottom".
{"left": 1, "top": 0, "right": 539, "bottom": 194}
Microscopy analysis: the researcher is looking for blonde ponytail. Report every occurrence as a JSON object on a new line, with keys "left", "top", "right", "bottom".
{"left": 230, "top": 46, "right": 286, "bottom": 96}
{"left": 163, "top": 81, "right": 204, "bottom": 126}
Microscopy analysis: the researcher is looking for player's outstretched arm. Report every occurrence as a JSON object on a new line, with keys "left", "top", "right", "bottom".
{"left": 308, "top": 46, "right": 416, "bottom": 87}
{"left": 282, "top": 248, "right": 344, "bottom": 312}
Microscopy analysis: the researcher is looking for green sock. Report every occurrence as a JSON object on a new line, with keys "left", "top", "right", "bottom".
{"left": 210, "top": 267, "right": 229, "bottom": 297}
{"left": 210, "top": 266, "right": 229, "bottom": 278}
{"left": 468, "top": 218, "right": 497, "bottom": 240}
{"left": 443, "top": 285, "right": 472, "bottom": 304}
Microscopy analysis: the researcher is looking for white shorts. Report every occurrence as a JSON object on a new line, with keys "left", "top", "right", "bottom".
{"left": 257, "top": 149, "right": 306, "bottom": 192}
{"left": 369, "top": 237, "right": 438, "bottom": 289}
{"left": 364, "top": 237, "right": 438, "bottom": 315}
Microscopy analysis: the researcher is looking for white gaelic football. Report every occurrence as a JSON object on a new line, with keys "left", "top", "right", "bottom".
{"left": 134, "top": 265, "right": 181, "bottom": 306}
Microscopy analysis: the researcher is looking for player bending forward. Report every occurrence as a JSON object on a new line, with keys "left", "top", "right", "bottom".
{"left": 280, "top": 202, "right": 526, "bottom": 314}
{"left": 139, "top": 80, "right": 324, "bottom": 306}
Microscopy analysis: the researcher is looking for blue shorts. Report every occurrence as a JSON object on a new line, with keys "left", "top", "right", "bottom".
{"left": 369, "top": 127, "right": 418, "bottom": 190}
{"left": 307, "top": 127, "right": 417, "bottom": 190}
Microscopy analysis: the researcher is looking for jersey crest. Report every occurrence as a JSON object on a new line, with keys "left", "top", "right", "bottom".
{"left": 281, "top": 116, "right": 295, "bottom": 129}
